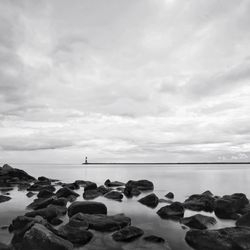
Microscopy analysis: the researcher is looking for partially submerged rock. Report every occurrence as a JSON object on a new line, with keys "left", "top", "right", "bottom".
{"left": 157, "top": 202, "right": 184, "bottom": 220}
{"left": 84, "top": 182, "right": 97, "bottom": 191}
{"left": 56, "top": 187, "right": 79, "bottom": 200}
{"left": 138, "top": 193, "right": 159, "bottom": 208}
{"left": 104, "top": 179, "right": 125, "bottom": 187}
{"left": 124, "top": 186, "right": 141, "bottom": 198}
{"left": 143, "top": 235, "right": 165, "bottom": 243}
{"left": 236, "top": 212, "right": 250, "bottom": 227}
{"left": 26, "top": 191, "right": 35, "bottom": 198}
{"left": 180, "top": 214, "right": 216, "bottom": 230}
{"left": 104, "top": 191, "right": 123, "bottom": 201}
{"left": 0, "top": 242, "right": 10, "bottom": 250}
{"left": 185, "top": 226, "right": 250, "bottom": 250}
{"left": 112, "top": 226, "right": 144, "bottom": 242}
{"left": 70, "top": 213, "right": 131, "bottom": 232}
{"left": 83, "top": 189, "right": 101, "bottom": 200}
{"left": 0, "top": 195, "right": 11, "bottom": 203}
{"left": 165, "top": 192, "right": 174, "bottom": 199}
{"left": 37, "top": 189, "right": 55, "bottom": 198}
{"left": 125, "top": 180, "right": 154, "bottom": 191}
{"left": 68, "top": 201, "right": 107, "bottom": 217}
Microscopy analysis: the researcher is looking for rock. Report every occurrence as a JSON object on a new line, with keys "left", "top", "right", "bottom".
{"left": 21, "top": 223, "right": 73, "bottom": 250}
{"left": 62, "top": 182, "right": 80, "bottom": 190}
{"left": 124, "top": 186, "right": 141, "bottom": 198}
{"left": 215, "top": 193, "right": 249, "bottom": 219}
{"left": 185, "top": 227, "right": 250, "bottom": 250}
{"left": 104, "top": 191, "right": 123, "bottom": 201}
{"left": 38, "top": 176, "right": 51, "bottom": 182}
{"left": 165, "top": 192, "right": 174, "bottom": 199}
{"left": 52, "top": 197, "right": 68, "bottom": 207}
{"left": 37, "top": 189, "right": 55, "bottom": 198}
{"left": 138, "top": 193, "right": 159, "bottom": 208}
{"left": 202, "top": 190, "right": 213, "bottom": 196}
{"left": 27, "top": 197, "right": 55, "bottom": 210}
{"left": 68, "top": 201, "right": 107, "bottom": 217}
{"left": 96, "top": 185, "right": 111, "bottom": 194}
{"left": 56, "top": 222, "right": 93, "bottom": 245}
{"left": 27, "top": 183, "right": 55, "bottom": 192}
{"left": 74, "top": 180, "right": 86, "bottom": 186}
{"left": 104, "top": 179, "right": 125, "bottom": 187}
{"left": 240, "top": 204, "right": 250, "bottom": 215}
{"left": 26, "top": 191, "right": 35, "bottom": 198}
{"left": 50, "top": 217, "right": 63, "bottom": 226}
{"left": 0, "top": 187, "right": 13, "bottom": 193}
{"left": 70, "top": 213, "right": 131, "bottom": 232}
{"left": 143, "top": 235, "right": 165, "bottom": 243}
{"left": 18, "top": 182, "right": 31, "bottom": 191}
{"left": 83, "top": 189, "right": 101, "bottom": 200}
{"left": 181, "top": 214, "right": 216, "bottom": 230}
{"left": 183, "top": 193, "right": 215, "bottom": 212}
{"left": 25, "top": 205, "right": 67, "bottom": 221}
{"left": 159, "top": 199, "right": 173, "bottom": 204}
{"left": 157, "top": 202, "right": 184, "bottom": 219}
{"left": 56, "top": 187, "right": 79, "bottom": 199}
{"left": 0, "top": 195, "right": 11, "bottom": 203}
{"left": 112, "top": 226, "right": 144, "bottom": 242}
{"left": 0, "top": 242, "right": 10, "bottom": 250}
{"left": 84, "top": 182, "right": 97, "bottom": 191}
{"left": 126, "top": 180, "right": 154, "bottom": 191}
{"left": 236, "top": 212, "right": 250, "bottom": 227}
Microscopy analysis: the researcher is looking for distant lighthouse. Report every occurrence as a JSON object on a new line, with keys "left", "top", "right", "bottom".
{"left": 85, "top": 156, "right": 88, "bottom": 164}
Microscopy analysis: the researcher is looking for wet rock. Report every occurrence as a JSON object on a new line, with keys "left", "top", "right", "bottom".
{"left": 215, "top": 193, "right": 249, "bottom": 219}
{"left": 27, "top": 197, "right": 55, "bottom": 210}
{"left": 112, "top": 226, "right": 144, "bottom": 242}
{"left": 123, "top": 186, "right": 141, "bottom": 198}
{"left": 68, "top": 201, "right": 107, "bottom": 217}
{"left": 185, "top": 226, "right": 250, "bottom": 250}
{"left": 52, "top": 197, "right": 68, "bottom": 207}
{"left": 37, "top": 189, "right": 55, "bottom": 198}
{"left": 104, "top": 179, "right": 125, "bottom": 187}
{"left": 50, "top": 217, "right": 63, "bottom": 226}
{"left": 143, "top": 235, "right": 165, "bottom": 243}
{"left": 56, "top": 187, "right": 79, "bottom": 200}
{"left": 202, "top": 190, "right": 213, "bottom": 196}
{"left": 62, "top": 182, "right": 80, "bottom": 190}
{"left": 183, "top": 193, "right": 215, "bottom": 212}
{"left": 56, "top": 223, "right": 93, "bottom": 245}
{"left": 27, "top": 183, "right": 55, "bottom": 192}
{"left": 0, "top": 187, "right": 13, "bottom": 193}
{"left": 236, "top": 212, "right": 250, "bottom": 227}
{"left": 125, "top": 180, "right": 154, "bottom": 191}
{"left": 0, "top": 242, "right": 10, "bottom": 250}
{"left": 0, "top": 195, "right": 11, "bottom": 203}
{"left": 21, "top": 223, "right": 73, "bottom": 250}
{"left": 165, "top": 192, "right": 174, "bottom": 199}
{"left": 74, "top": 180, "right": 86, "bottom": 186}
{"left": 26, "top": 191, "right": 35, "bottom": 198}
{"left": 96, "top": 185, "right": 111, "bottom": 195}
{"left": 70, "top": 213, "right": 131, "bottom": 232}
{"left": 84, "top": 182, "right": 97, "bottom": 191}
{"left": 104, "top": 191, "right": 123, "bottom": 201}
{"left": 38, "top": 176, "right": 51, "bottom": 182}
{"left": 240, "top": 204, "right": 250, "bottom": 215}
{"left": 181, "top": 214, "right": 216, "bottom": 230}
{"left": 18, "top": 182, "right": 31, "bottom": 191}
{"left": 138, "top": 193, "right": 159, "bottom": 208}
{"left": 157, "top": 202, "right": 184, "bottom": 220}
{"left": 83, "top": 189, "right": 101, "bottom": 200}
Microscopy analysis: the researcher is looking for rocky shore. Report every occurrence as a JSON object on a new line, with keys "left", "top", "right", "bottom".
{"left": 1, "top": 164, "right": 250, "bottom": 250}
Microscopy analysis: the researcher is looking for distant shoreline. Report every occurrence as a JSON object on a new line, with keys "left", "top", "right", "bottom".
{"left": 83, "top": 162, "right": 250, "bottom": 165}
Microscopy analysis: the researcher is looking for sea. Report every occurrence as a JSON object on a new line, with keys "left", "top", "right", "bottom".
{"left": 1, "top": 163, "right": 250, "bottom": 250}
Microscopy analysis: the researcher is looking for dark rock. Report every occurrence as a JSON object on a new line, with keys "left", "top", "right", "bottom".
{"left": 38, "top": 176, "right": 50, "bottom": 182}
{"left": 37, "top": 189, "right": 55, "bottom": 198}
{"left": 27, "top": 183, "right": 55, "bottom": 192}
{"left": 157, "top": 202, "right": 184, "bottom": 219}
{"left": 18, "top": 182, "right": 31, "bottom": 191}
{"left": 0, "top": 187, "right": 13, "bottom": 193}
{"left": 68, "top": 201, "right": 107, "bottom": 217}
{"left": 62, "top": 182, "right": 80, "bottom": 190}
{"left": 185, "top": 226, "right": 250, "bottom": 250}
{"left": 138, "top": 193, "right": 159, "bottom": 208}
{"left": 74, "top": 180, "right": 86, "bottom": 186}
{"left": 21, "top": 223, "right": 73, "bottom": 250}
{"left": 143, "top": 235, "right": 165, "bottom": 243}
{"left": 104, "top": 191, "right": 123, "bottom": 201}
{"left": 181, "top": 214, "right": 216, "bottom": 230}
{"left": 0, "top": 225, "right": 8, "bottom": 230}
{"left": 183, "top": 193, "right": 215, "bottom": 212}
{"left": 112, "top": 226, "right": 144, "bottom": 242}
{"left": 215, "top": 193, "right": 249, "bottom": 219}
{"left": 126, "top": 180, "right": 154, "bottom": 191}
{"left": 52, "top": 197, "right": 68, "bottom": 207}
{"left": 83, "top": 189, "right": 101, "bottom": 200}
{"left": 56, "top": 187, "right": 79, "bottom": 199}
{"left": 0, "top": 195, "right": 11, "bottom": 203}
{"left": 70, "top": 213, "right": 131, "bottom": 232}
{"left": 27, "top": 197, "right": 55, "bottom": 210}
{"left": 84, "top": 182, "right": 97, "bottom": 191}
{"left": 26, "top": 191, "right": 35, "bottom": 198}
{"left": 96, "top": 185, "right": 110, "bottom": 195}
{"left": 50, "top": 217, "right": 63, "bottom": 226}
{"left": 104, "top": 179, "right": 125, "bottom": 187}
{"left": 56, "top": 221, "right": 92, "bottom": 245}
{"left": 236, "top": 212, "right": 250, "bottom": 227}
{"left": 240, "top": 204, "right": 250, "bottom": 215}
{"left": 0, "top": 242, "right": 10, "bottom": 250}
{"left": 124, "top": 186, "right": 141, "bottom": 198}
{"left": 202, "top": 190, "right": 213, "bottom": 196}
{"left": 165, "top": 192, "right": 174, "bottom": 199}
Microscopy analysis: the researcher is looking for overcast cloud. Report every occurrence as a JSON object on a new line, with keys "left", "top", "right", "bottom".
{"left": 0, "top": 0, "right": 250, "bottom": 163}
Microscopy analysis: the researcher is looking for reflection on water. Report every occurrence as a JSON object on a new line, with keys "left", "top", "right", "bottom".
{"left": 0, "top": 164, "right": 249, "bottom": 249}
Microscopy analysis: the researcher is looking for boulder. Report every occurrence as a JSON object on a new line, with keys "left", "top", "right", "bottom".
{"left": 236, "top": 212, "right": 250, "bottom": 227}
{"left": 157, "top": 202, "right": 184, "bottom": 219}
{"left": 143, "top": 235, "right": 165, "bottom": 243}
{"left": 52, "top": 197, "right": 68, "bottom": 207}
{"left": 68, "top": 201, "right": 107, "bottom": 217}
{"left": 165, "top": 192, "right": 174, "bottom": 199}
{"left": 50, "top": 217, "right": 63, "bottom": 226}
{"left": 112, "top": 226, "right": 144, "bottom": 242}
{"left": 62, "top": 182, "right": 80, "bottom": 190}
{"left": 185, "top": 227, "right": 250, "bottom": 250}
{"left": 104, "top": 191, "right": 123, "bottom": 201}
{"left": 180, "top": 214, "right": 216, "bottom": 230}
{"left": 38, "top": 176, "right": 51, "bottom": 183}
{"left": 27, "top": 184, "right": 55, "bottom": 192}
{"left": 138, "top": 193, "right": 159, "bottom": 208}
{"left": 0, "top": 195, "right": 11, "bottom": 203}
{"left": 21, "top": 223, "right": 73, "bottom": 250}
{"left": 215, "top": 193, "right": 249, "bottom": 219}
{"left": 84, "top": 182, "right": 97, "bottom": 191}
{"left": 83, "top": 189, "right": 101, "bottom": 200}
{"left": 70, "top": 213, "right": 131, "bottom": 232}
{"left": 56, "top": 187, "right": 79, "bottom": 199}
{"left": 96, "top": 185, "right": 111, "bottom": 195}
{"left": 37, "top": 189, "right": 55, "bottom": 198}
{"left": 125, "top": 180, "right": 154, "bottom": 191}
{"left": 27, "top": 197, "right": 55, "bottom": 210}
{"left": 183, "top": 193, "right": 215, "bottom": 212}
{"left": 104, "top": 179, "right": 125, "bottom": 187}
{"left": 26, "top": 191, "right": 35, "bottom": 198}
{"left": 124, "top": 186, "right": 141, "bottom": 198}
{"left": 0, "top": 242, "right": 10, "bottom": 250}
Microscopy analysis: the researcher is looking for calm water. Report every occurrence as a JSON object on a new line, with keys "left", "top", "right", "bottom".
{"left": 1, "top": 164, "right": 250, "bottom": 250}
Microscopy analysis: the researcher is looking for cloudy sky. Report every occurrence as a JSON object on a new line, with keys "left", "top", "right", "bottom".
{"left": 0, "top": 0, "right": 250, "bottom": 164}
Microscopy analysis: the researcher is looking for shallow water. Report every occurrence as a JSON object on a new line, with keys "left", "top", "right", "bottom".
{"left": 1, "top": 164, "right": 250, "bottom": 249}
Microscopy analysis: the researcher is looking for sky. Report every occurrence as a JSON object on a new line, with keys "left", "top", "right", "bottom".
{"left": 0, "top": 0, "right": 250, "bottom": 164}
